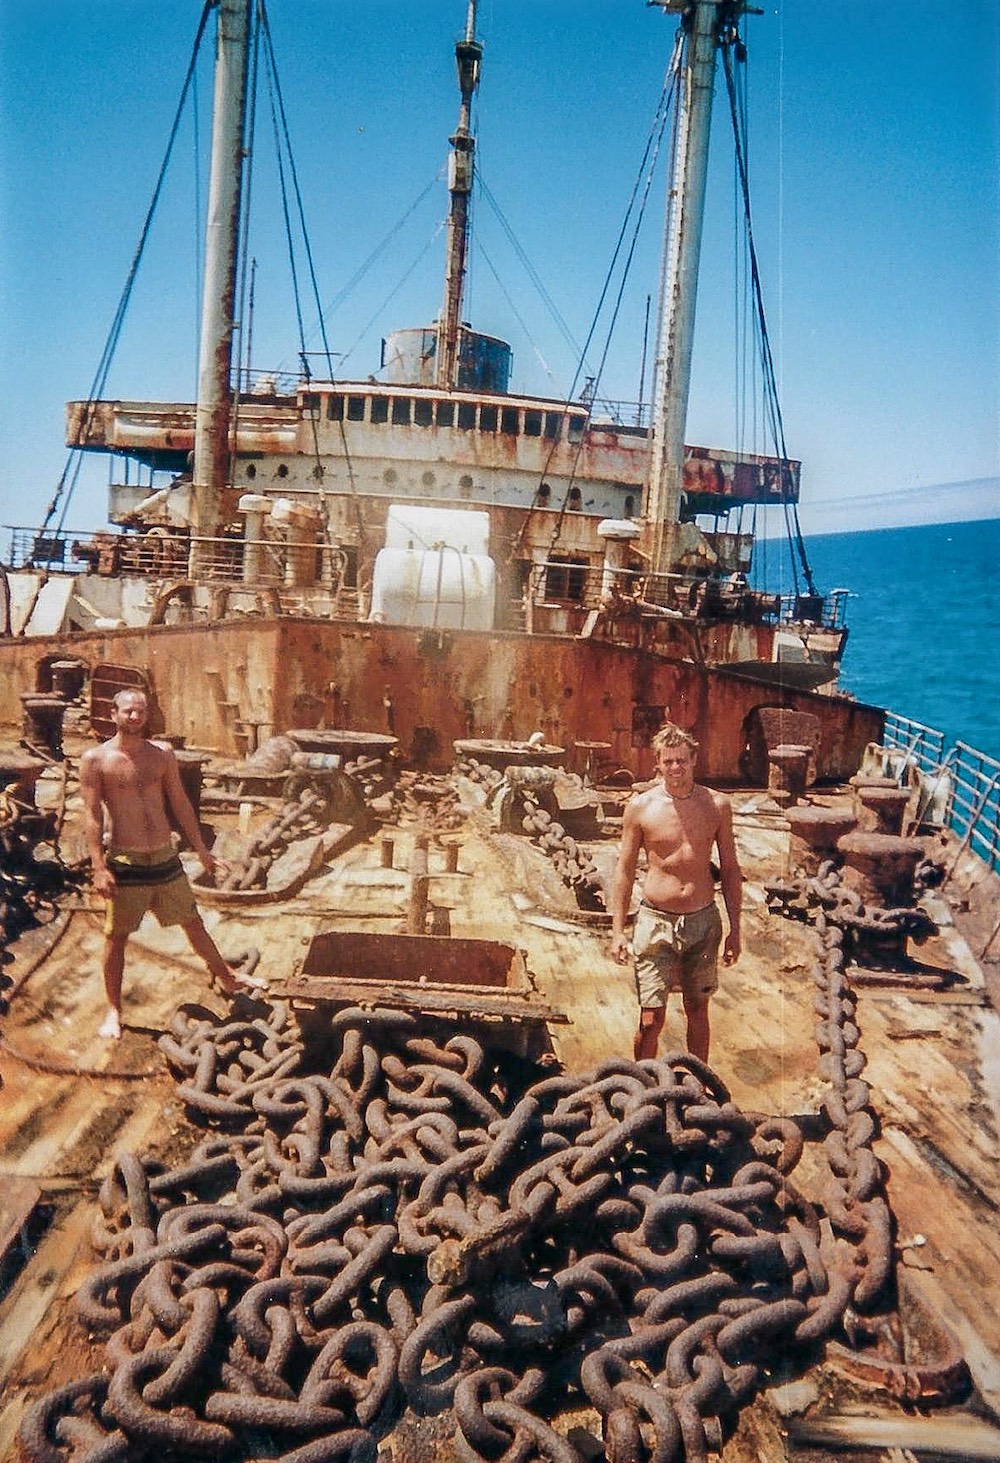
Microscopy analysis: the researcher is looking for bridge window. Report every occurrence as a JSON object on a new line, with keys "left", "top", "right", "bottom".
{"left": 501, "top": 406, "right": 519, "bottom": 435}
{"left": 371, "top": 396, "right": 389, "bottom": 423}
{"left": 436, "top": 401, "right": 455, "bottom": 427}
{"left": 347, "top": 395, "right": 366, "bottom": 422}
{"left": 479, "top": 404, "right": 498, "bottom": 432}
{"left": 457, "top": 401, "right": 476, "bottom": 430}
{"left": 327, "top": 394, "right": 345, "bottom": 421}
{"left": 414, "top": 398, "right": 434, "bottom": 426}
{"left": 392, "top": 397, "right": 411, "bottom": 425}
{"left": 537, "top": 482, "right": 551, "bottom": 505}
{"left": 567, "top": 415, "right": 586, "bottom": 443}
{"left": 544, "top": 412, "right": 561, "bottom": 440}
{"left": 524, "top": 410, "right": 542, "bottom": 437}
{"left": 624, "top": 494, "right": 635, "bottom": 518}
{"left": 545, "top": 555, "right": 588, "bottom": 602}
{"left": 568, "top": 487, "right": 582, "bottom": 511}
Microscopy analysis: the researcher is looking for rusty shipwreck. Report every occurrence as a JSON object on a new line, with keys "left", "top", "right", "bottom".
{"left": 1, "top": 0, "right": 870, "bottom": 782}
{"left": 2, "top": 4, "right": 1000, "bottom": 1463}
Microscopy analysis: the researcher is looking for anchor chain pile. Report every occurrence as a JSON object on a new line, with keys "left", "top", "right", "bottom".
{"left": 368, "top": 771, "right": 467, "bottom": 834}
{"left": 217, "top": 786, "right": 342, "bottom": 893}
{"left": 1, "top": 791, "right": 85, "bottom": 993}
{"left": 21, "top": 1000, "right": 883, "bottom": 1463}
{"left": 459, "top": 757, "right": 605, "bottom": 911}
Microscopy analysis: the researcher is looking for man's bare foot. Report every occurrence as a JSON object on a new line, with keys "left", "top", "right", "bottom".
{"left": 99, "top": 1008, "right": 122, "bottom": 1040}
{"left": 216, "top": 971, "right": 267, "bottom": 996}
{"left": 215, "top": 948, "right": 265, "bottom": 997}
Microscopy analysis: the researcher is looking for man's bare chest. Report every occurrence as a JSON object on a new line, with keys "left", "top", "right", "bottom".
{"left": 104, "top": 751, "right": 163, "bottom": 797}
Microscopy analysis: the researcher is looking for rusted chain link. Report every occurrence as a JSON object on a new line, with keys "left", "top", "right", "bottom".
{"left": 218, "top": 786, "right": 339, "bottom": 892}
{"left": 765, "top": 859, "right": 970, "bottom": 1406}
{"left": 459, "top": 757, "right": 605, "bottom": 911}
{"left": 765, "top": 860, "right": 938, "bottom": 947}
{"left": 23, "top": 1008, "right": 866, "bottom": 1463}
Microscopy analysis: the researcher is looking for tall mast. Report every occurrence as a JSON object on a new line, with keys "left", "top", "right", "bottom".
{"left": 190, "top": 0, "right": 252, "bottom": 558}
{"left": 643, "top": 0, "right": 725, "bottom": 578}
{"left": 436, "top": 1, "right": 481, "bottom": 390}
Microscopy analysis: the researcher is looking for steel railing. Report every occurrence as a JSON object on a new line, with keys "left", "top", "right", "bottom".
{"left": 7, "top": 526, "right": 850, "bottom": 631}
{"left": 883, "top": 712, "right": 1000, "bottom": 873}
{"left": 3, "top": 525, "right": 347, "bottom": 590}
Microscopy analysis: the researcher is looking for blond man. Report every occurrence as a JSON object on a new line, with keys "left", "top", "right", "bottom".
{"left": 611, "top": 721, "right": 741, "bottom": 1062}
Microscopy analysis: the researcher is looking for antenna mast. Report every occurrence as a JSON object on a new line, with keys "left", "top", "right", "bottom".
{"left": 437, "top": 1, "right": 481, "bottom": 390}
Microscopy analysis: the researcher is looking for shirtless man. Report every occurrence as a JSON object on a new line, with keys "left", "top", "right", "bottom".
{"left": 610, "top": 721, "right": 742, "bottom": 1062}
{"left": 80, "top": 688, "right": 260, "bottom": 1039}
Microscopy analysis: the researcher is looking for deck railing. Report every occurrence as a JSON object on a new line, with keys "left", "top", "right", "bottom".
{"left": 883, "top": 711, "right": 1000, "bottom": 873}
{"left": 2, "top": 526, "right": 344, "bottom": 590}
{"left": 6, "top": 526, "right": 853, "bottom": 633}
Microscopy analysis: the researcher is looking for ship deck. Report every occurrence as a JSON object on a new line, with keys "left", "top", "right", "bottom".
{"left": 1, "top": 741, "right": 999, "bottom": 1462}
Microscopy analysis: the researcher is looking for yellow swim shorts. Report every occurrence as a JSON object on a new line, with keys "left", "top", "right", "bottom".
{"left": 103, "top": 845, "right": 198, "bottom": 937}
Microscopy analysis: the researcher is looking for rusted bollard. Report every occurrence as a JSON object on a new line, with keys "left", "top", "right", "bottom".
{"left": 0, "top": 751, "right": 47, "bottom": 804}
{"left": 837, "top": 830, "right": 925, "bottom": 908}
{"left": 785, "top": 805, "right": 857, "bottom": 875}
{"left": 50, "top": 659, "right": 87, "bottom": 701}
{"left": 20, "top": 694, "right": 67, "bottom": 760}
{"left": 767, "top": 744, "right": 811, "bottom": 807}
{"left": 174, "top": 750, "right": 208, "bottom": 820}
{"left": 854, "top": 784, "right": 911, "bottom": 836}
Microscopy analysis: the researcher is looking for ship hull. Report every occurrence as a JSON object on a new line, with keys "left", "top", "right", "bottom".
{"left": 0, "top": 614, "right": 879, "bottom": 782}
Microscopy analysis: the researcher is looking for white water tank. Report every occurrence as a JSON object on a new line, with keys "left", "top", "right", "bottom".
{"left": 370, "top": 505, "right": 495, "bottom": 629}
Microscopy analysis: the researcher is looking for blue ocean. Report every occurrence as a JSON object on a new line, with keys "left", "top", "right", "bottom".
{"left": 787, "top": 518, "right": 999, "bottom": 763}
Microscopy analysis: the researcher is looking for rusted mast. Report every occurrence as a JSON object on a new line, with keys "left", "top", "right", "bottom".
{"left": 436, "top": 1, "right": 482, "bottom": 390}
{"left": 189, "top": 0, "right": 252, "bottom": 571}
{"left": 643, "top": 0, "right": 724, "bottom": 580}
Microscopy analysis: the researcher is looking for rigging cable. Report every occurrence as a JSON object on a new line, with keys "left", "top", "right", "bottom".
{"left": 40, "top": 0, "right": 216, "bottom": 554}
{"left": 257, "top": 0, "right": 348, "bottom": 549}
{"left": 474, "top": 240, "right": 564, "bottom": 397}
{"left": 476, "top": 174, "right": 589, "bottom": 380}
{"left": 508, "top": 27, "right": 683, "bottom": 566}
{"left": 258, "top": 1, "right": 335, "bottom": 380}
{"left": 299, "top": 174, "right": 441, "bottom": 363}
{"left": 539, "top": 26, "right": 684, "bottom": 565}
{"left": 721, "top": 34, "right": 817, "bottom": 597}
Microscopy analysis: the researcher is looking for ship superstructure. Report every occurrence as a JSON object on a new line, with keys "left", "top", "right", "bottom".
{"left": 3, "top": 0, "right": 854, "bottom": 775}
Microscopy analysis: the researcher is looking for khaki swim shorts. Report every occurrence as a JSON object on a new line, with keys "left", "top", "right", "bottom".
{"left": 632, "top": 900, "right": 722, "bottom": 1008}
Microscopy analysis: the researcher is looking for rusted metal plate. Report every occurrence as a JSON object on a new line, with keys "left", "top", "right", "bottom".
{"left": 299, "top": 929, "right": 524, "bottom": 990}
{"left": 284, "top": 976, "right": 564, "bottom": 1025}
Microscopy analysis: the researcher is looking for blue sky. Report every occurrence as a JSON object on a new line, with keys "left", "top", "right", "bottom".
{"left": 1, "top": 0, "right": 998, "bottom": 538}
